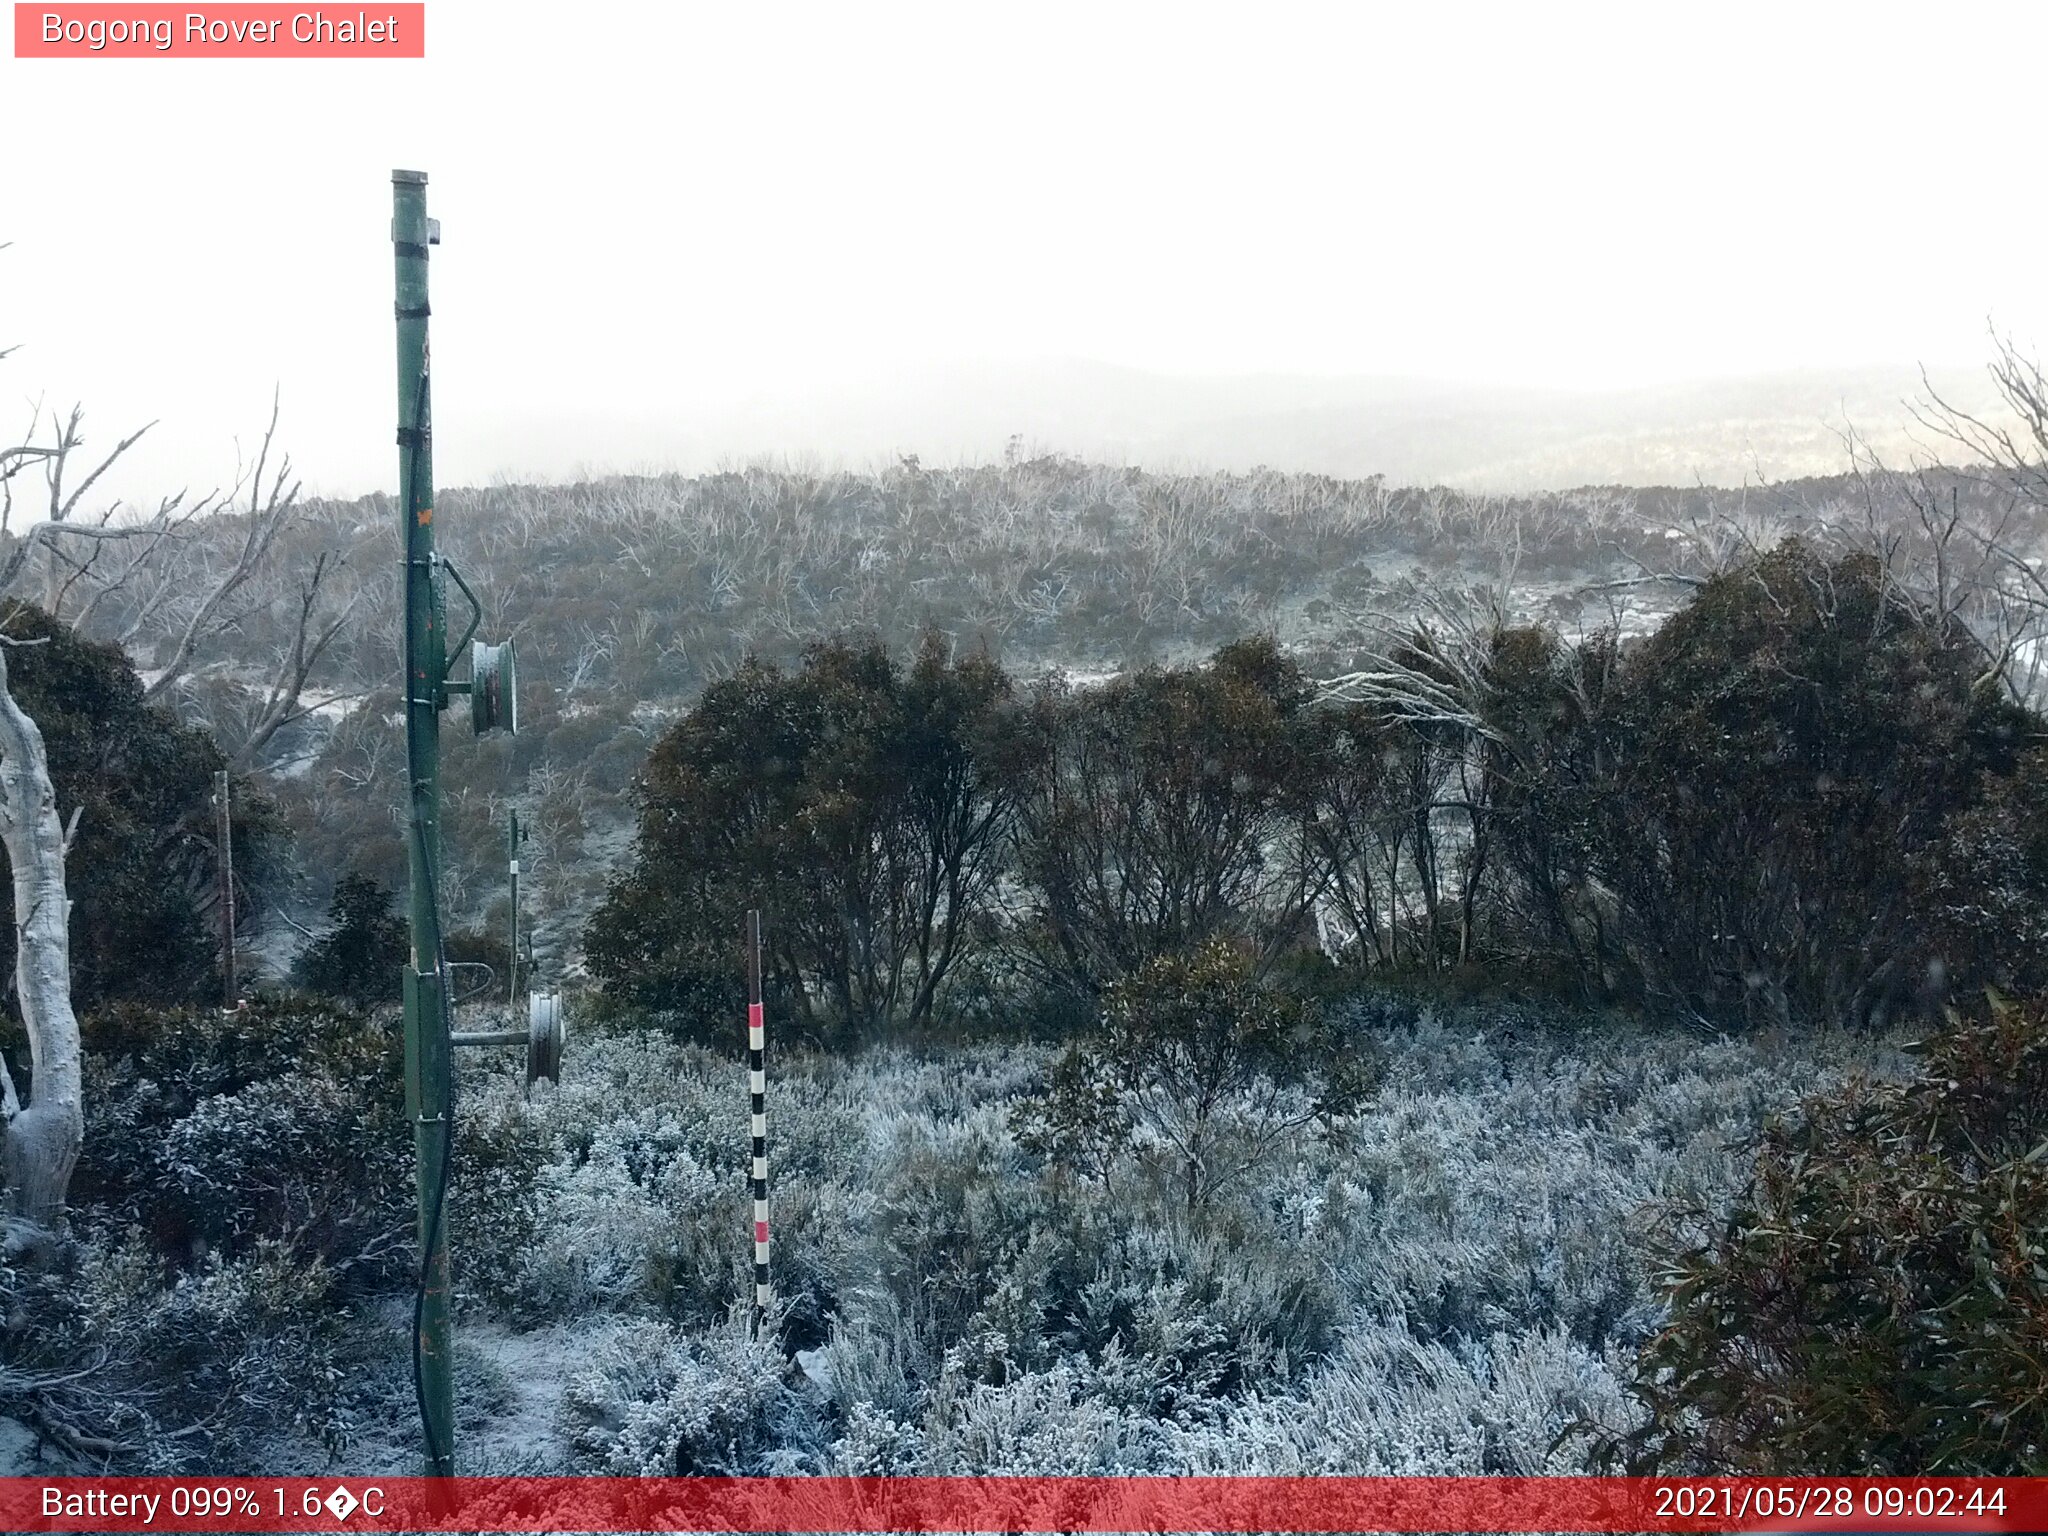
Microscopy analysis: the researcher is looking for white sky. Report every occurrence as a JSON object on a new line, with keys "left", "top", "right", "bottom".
{"left": 3, "top": 1, "right": 2044, "bottom": 501}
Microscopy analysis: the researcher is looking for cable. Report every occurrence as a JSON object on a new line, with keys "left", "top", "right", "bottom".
{"left": 409, "top": 820, "right": 456, "bottom": 1474}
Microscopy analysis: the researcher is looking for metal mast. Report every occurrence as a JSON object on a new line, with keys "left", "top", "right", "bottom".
{"left": 392, "top": 167, "right": 454, "bottom": 1479}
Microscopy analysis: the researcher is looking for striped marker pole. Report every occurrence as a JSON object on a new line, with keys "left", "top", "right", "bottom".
{"left": 746, "top": 909, "right": 770, "bottom": 1328}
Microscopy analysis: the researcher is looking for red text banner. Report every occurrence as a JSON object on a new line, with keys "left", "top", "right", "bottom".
{"left": 0, "top": 1475, "right": 2036, "bottom": 1533}
{"left": 14, "top": 4, "right": 424, "bottom": 57}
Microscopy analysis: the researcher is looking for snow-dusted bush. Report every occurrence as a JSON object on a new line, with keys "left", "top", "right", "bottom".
{"left": 1015, "top": 940, "right": 1377, "bottom": 1215}
{"left": 920, "top": 1363, "right": 1162, "bottom": 1473}
{"left": 559, "top": 1313, "right": 821, "bottom": 1474}
{"left": 514, "top": 1111, "right": 733, "bottom": 1320}
{"left": 1173, "top": 1322, "right": 1638, "bottom": 1474}
{"left": 76, "top": 995, "right": 411, "bottom": 1278}
{"left": 0, "top": 1228, "right": 357, "bottom": 1471}
{"left": 458, "top": 998, "right": 1900, "bottom": 1476}
{"left": 160, "top": 1072, "right": 408, "bottom": 1274}
{"left": 449, "top": 1077, "right": 553, "bottom": 1312}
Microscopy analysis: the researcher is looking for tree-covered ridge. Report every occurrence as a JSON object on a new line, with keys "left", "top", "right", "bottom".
{"left": 84, "top": 455, "right": 2031, "bottom": 977}
{"left": 587, "top": 543, "right": 2048, "bottom": 1042}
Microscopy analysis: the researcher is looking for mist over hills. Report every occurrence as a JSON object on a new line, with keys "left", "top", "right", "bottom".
{"left": 452, "top": 358, "right": 2011, "bottom": 493}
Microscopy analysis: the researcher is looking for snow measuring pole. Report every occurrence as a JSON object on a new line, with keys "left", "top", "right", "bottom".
{"left": 393, "top": 168, "right": 527, "bottom": 1479}
{"left": 747, "top": 910, "right": 770, "bottom": 1328}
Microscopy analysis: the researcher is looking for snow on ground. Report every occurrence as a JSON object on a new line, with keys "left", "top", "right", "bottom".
{"left": 273, "top": 1005, "right": 1906, "bottom": 1477}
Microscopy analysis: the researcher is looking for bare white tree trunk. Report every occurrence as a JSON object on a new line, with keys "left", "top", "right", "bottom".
{"left": 0, "top": 643, "right": 80, "bottom": 1227}
{"left": 0, "top": 261, "right": 318, "bottom": 1232}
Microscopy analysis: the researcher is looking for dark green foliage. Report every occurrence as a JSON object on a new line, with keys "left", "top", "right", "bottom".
{"left": 1913, "top": 745, "right": 2048, "bottom": 1000}
{"left": 291, "top": 873, "right": 408, "bottom": 1005}
{"left": 1013, "top": 636, "right": 1321, "bottom": 991}
{"left": 1302, "top": 625, "right": 1503, "bottom": 975}
{"left": 1601, "top": 544, "right": 2027, "bottom": 1026}
{"left": 586, "top": 631, "right": 1017, "bottom": 1043}
{"left": 74, "top": 994, "right": 409, "bottom": 1281}
{"left": 592, "top": 555, "right": 2048, "bottom": 1042}
{"left": 0, "top": 602, "right": 276, "bottom": 1012}
{"left": 1015, "top": 939, "right": 1378, "bottom": 1212}
{"left": 1612, "top": 992, "right": 2048, "bottom": 1474}
{"left": 1483, "top": 544, "right": 2043, "bottom": 1028}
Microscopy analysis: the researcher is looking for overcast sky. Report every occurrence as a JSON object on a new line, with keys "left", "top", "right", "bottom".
{"left": 3, "top": 1, "right": 2044, "bottom": 502}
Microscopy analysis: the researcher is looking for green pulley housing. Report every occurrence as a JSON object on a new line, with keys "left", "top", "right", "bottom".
{"left": 526, "top": 991, "right": 564, "bottom": 1087}
{"left": 471, "top": 638, "right": 518, "bottom": 735}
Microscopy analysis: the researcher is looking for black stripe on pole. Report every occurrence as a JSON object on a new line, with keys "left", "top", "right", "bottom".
{"left": 747, "top": 908, "right": 769, "bottom": 1328}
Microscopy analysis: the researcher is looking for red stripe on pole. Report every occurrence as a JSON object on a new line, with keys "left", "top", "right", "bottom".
{"left": 0, "top": 1476, "right": 2032, "bottom": 1531}
{"left": 749, "top": 1002, "right": 764, "bottom": 1028}
{"left": 754, "top": 1220, "right": 769, "bottom": 1243}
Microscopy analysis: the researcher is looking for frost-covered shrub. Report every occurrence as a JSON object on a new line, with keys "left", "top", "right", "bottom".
{"left": 1015, "top": 941, "right": 1377, "bottom": 1215}
{"left": 868, "top": 1122, "right": 1035, "bottom": 1345}
{"left": 78, "top": 997, "right": 410, "bottom": 1279}
{"left": 158, "top": 1072, "right": 410, "bottom": 1277}
{"left": 0, "top": 1228, "right": 356, "bottom": 1471}
{"left": 531, "top": 1028, "right": 745, "bottom": 1179}
{"left": 760, "top": 1179, "right": 872, "bottom": 1351}
{"left": 922, "top": 1364, "right": 1162, "bottom": 1473}
{"left": 826, "top": 1398, "right": 932, "bottom": 1473}
{"left": 487, "top": 999, "right": 1900, "bottom": 1477}
{"left": 764, "top": 1072, "right": 873, "bottom": 1187}
{"left": 1065, "top": 1223, "right": 1343, "bottom": 1408}
{"left": 814, "top": 1297, "right": 933, "bottom": 1427}
{"left": 448, "top": 1077, "right": 551, "bottom": 1311}
{"left": 471, "top": 1027, "right": 748, "bottom": 1318}
{"left": 1312, "top": 1008, "right": 1885, "bottom": 1353}
{"left": 514, "top": 1116, "right": 734, "bottom": 1321}
{"left": 83, "top": 994, "right": 401, "bottom": 1104}
{"left": 560, "top": 1315, "right": 821, "bottom": 1474}
{"left": 1175, "top": 1322, "right": 1639, "bottom": 1474}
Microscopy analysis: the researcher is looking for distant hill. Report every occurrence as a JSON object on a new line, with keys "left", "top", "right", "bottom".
{"left": 451, "top": 359, "right": 2016, "bottom": 494}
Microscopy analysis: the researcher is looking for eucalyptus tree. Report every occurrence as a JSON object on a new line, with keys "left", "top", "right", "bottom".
{"left": 0, "top": 273, "right": 330, "bottom": 1229}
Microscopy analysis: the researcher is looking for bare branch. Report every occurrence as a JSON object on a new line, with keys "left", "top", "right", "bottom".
{"left": 142, "top": 391, "right": 301, "bottom": 705}
{"left": 228, "top": 551, "right": 359, "bottom": 770}
{"left": 54, "top": 417, "right": 156, "bottom": 527}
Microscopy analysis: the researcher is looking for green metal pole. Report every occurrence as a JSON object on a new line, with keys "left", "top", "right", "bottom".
{"left": 507, "top": 809, "right": 520, "bottom": 1003}
{"left": 393, "top": 167, "right": 455, "bottom": 1480}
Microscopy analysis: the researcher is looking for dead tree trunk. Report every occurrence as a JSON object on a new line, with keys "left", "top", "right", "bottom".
{"left": 0, "top": 643, "right": 81, "bottom": 1228}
